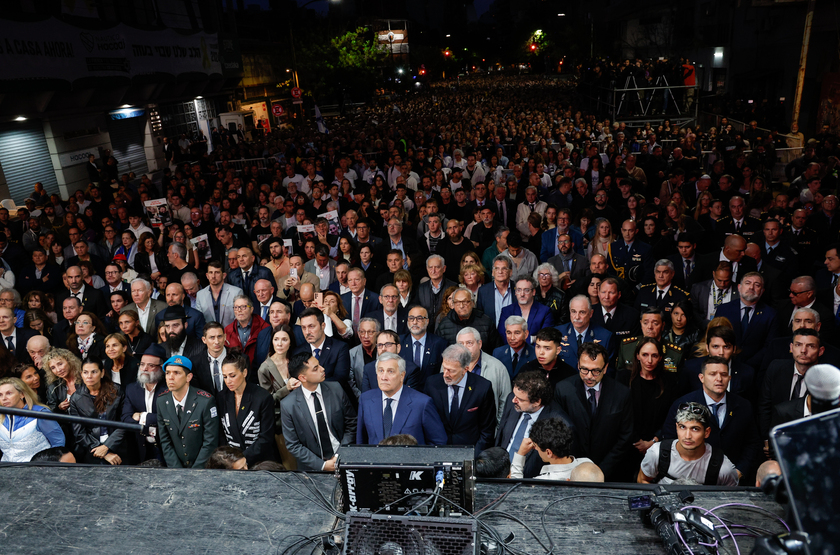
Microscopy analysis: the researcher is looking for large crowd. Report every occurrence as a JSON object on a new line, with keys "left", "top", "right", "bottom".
{"left": 0, "top": 75, "right": 838, "bottom": 485}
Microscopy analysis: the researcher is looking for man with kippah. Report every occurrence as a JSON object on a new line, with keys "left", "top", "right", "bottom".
{"left": 156, "top": 355, "right": 219, "bottom": 468}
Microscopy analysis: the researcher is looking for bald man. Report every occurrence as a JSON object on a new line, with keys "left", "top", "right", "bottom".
{"left": 689, "top": 234, "right": 757, "bottom": 288}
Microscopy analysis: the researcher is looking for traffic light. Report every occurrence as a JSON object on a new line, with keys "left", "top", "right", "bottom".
{"left": 530, "top": 43, "right": 537, "bottom": 51}
{"left": 444, "top": 49, "right": 451, "bottom": 57}
{"left": 419, "top": 68, "right": 426, "bottom": 75}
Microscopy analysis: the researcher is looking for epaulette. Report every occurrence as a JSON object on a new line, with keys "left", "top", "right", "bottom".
{"left": 747, "top": 215, "right": 763, "bottom": 222}
{"left": 718, "top": 216, "right": 733, "bottom": 223}
{"left": 640, "top": 283, "right": 655, "bottom": 289}
{"left": 157, "top": 388, "right": 170, "bottom": 397}
{"left": 673, "top": 286, "right": 689, "bottom": 295}
{"left": 622, "top": 336, "right": 638, "bottom": 344}
{"left": 666, "top": 343, "right": 683, "bottom": 352}
{"left": 197, "top": 390, "right": 213, "bottom": 398}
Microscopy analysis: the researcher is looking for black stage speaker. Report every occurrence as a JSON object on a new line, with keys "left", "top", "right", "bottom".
{"left": 337, "top": 445, "right": 475, "bottom": 515}
{"left": 343, "top": 513, "right": 479, "bottom": 555}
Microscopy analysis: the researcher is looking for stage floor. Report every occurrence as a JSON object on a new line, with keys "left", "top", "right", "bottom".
{"left": 0, "top": 466, "right": 787, "bottom": 554}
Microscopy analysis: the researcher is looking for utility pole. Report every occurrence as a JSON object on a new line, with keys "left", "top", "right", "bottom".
{"left": 791, "top": 0, "right": 816, "bottom": 128}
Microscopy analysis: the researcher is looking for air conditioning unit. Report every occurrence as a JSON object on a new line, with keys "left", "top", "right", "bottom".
{"left": 343, "top": 513, "right": 478, "bottom": 555}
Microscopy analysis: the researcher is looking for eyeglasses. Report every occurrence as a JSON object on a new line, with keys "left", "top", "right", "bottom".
{"left": 538, "top": 273, "right": 552, "bottom": 278}
{"left": 579, "top": 365, "right": 605, "bottom": 377}
{"left": 407, "top": 316, "right": 428, "bottom": 322}
{"left": 453, "top": 299, "right": 472, "bottom": 306}
{"left": 380, "top": 295, "right": 399, "bottom": 300}
{"left": 514, "top": 288, "right": 533, "bottom": 294}
{"left": 233, "top": 306, "right": 251, "bottom": 311}
{"left": 376, "top": 342, "right": 397, "bottom": 349}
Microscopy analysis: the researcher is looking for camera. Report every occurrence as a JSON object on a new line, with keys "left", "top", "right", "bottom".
{"left": 629, "top": 487, "right": 719, "bottom": 555}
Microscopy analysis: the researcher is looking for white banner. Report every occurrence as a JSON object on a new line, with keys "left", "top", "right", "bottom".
{"left": 59, "top": 147, "right": 97, "bottom": 168}
{"left": 0, "top": 18, "right": 221, "bottom": 82}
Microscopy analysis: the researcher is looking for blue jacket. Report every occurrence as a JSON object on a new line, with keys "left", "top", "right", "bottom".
{"left": 554, "top": 322, "right": 615, "bottom": 369}
{"left": 608, "top": 239, "right": 654, "bottom": 283}
{"left": 540, "top": 227, "right": 585, "bottom": 263}
{"left": 226, "top": 265, "right": 278, "bottom": 305}
{"left": 492, "top": 343, "right": 536, "bottom": 379}
{"left": 400, "top": 332, "right": 447, "bottom": 382}
{"left": 497, "top": 302, "right": 555, "bottom": 344}
{"left": 477, "top": 281, "right": 513, "bottom": 328}
{"left": 356, "top": 386, "right": 448, "bottom": 446}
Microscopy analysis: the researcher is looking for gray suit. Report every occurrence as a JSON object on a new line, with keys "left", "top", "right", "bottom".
{"left": 304, "top": 259, "right": 336, "bottom": 288}
{"left": 280, "top": 382, "right": 357, "bottom": 471}
{"left": 121, "top": 299, "right": 168, "bottom": 335}
{"left": 348, "top": 343, "right": 370, "bottom": 399}
{"left": 477, "top": 354, "right": 513, "bottom": 427}
{"left": 195, "top": 283, "right": 243, "bottom": 328}
{"left": 690, "top": 279, "right": 739, "bottom": 328}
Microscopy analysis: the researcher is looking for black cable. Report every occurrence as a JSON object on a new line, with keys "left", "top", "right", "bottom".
{"left": 280, "top": 527, "right": 343, "bottom": 555}
{"left": 291, "top": 471, "right": 345, "bottom": 519}
{"left": 478, "top": 510, "right": 550, "bottom": 552}
{"left": 476, "top": 482, "right": 522, "bottom": 514}
{"left": 538, "top": 494, "right": 629, "bottom": 555}
{"left": 261, "top": 471, "right": 345, "bottom": 519}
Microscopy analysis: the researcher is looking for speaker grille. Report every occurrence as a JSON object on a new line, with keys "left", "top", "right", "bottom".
{"left": 343, "top": 513, "right": 478, "bottom": 555}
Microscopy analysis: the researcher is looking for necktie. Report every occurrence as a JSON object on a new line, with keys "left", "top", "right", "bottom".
{"left": 767, "top": 246, "right": 774, "bottom": 257}
{"left": 449, "top": 385, "right": 460, "bottom": 424}
{"left": 262, "top": 305, "right": 268, "bottom": 320}
{"left": 605, "top": 312, "right": 612, "bottom": 326}
{"left": 714, "top": 286, "right": 724, "bottom": 309}
{"left": 414, "top": 341, "right": 422, "bottom": 367}
{"left": 313, "top": 392, "right": 334, "bottom": 459}
{"left": 353, "top": 296, "right": 361, "bottom": 333}
{"left": 833, "top": 274, "right": 839, "bottom": 287}
{"left": 508, "top": 413, "right": 531, "bottom": 461}
{"left": 176, "top": 404, "right": 184, "bottom": 424}
{"left": 741, "top": 306, "right": 752, "bottom": 332}
{"left": 212, "top": 359, "right": 221, "bottom": 392}
{"left": 244, "top": 271, "right": 250, "bottom": 291}
{"left": 383, "top": 398, "right": 394, "bottom": 438}
{"left": 6, "top": 336, "right": 14, "bottom": 352}
{"left": 735, "top": 221, "right": 741, "bottom": 232}
{"left": 791, "top": 374, "right": 804, "bottom": 400}
{"left": 588, "top": 387, "right": 598, "bottom": 416}
{"left": 656, "top": 290, "right": 664, "bottom": 304}
{"left": 511, "top": 351, "right": 519, "bottom": 372}
{"left": 314, "top": 348, "right": 321, "bottom": 360}
{"left": 577, "top": 333, "right": 583, "bottom": 350}
{"left": 498, "top": 201, "right": 505, "bottom": 222}
{"left": 529, "top": 203, "right": 535, "bottom": 212}
{"left": 684, "top": 260, "right": 692, "bottom": 279}
{"left": 709, "top": 403, "right": 721, "bottom": 426}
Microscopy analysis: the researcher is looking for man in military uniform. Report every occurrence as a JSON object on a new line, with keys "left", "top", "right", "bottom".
{"left": 716, "top": 196, "right": 762, "bottom": 243}
{"left": 157, "top": 355, "right": 219, "bottom": 469}
{"left": 609, "top": 220, "right": 653, "bottom": 284}
{"left": 784, "top": 208, "right": 819, "bottom": 269}
{"left": 616, "top": 308, "right": 683, "bottom": 373}
{"left": 634, "top": 259, "right": 690, "bottom": 321}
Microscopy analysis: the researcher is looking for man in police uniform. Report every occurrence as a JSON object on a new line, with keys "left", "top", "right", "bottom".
{"left": 616, "top": 308, "right": 683, "bottom": 372}
{"left": 609, "top": 220, "right": 653, "bottom": 284}
{"left": 716, "top": 196, "right": 762, "bottom": 243}
{"left": 784, "top": 208, "right": 819, "bottom": 268}
{"left": 157, "top": 355, "right": 219, "bottom": 469}
{"left": 634, "top": 259, "right": 690, "bottom": 319}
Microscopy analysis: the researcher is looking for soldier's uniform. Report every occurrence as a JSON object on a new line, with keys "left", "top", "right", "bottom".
{"left": 157, "top": 356, "right": 219, "bottom": 469}
{"left": 715, "top": 215, "right": 763, "bottom": 242}
{"left": 616, "top": 336, "right": 684, "bottom": 373}
{"left": 608, "top": 240, "right": 653, "bottom": 284}
{"left": 634, "top": 284, "right": 690, "bottom": 316}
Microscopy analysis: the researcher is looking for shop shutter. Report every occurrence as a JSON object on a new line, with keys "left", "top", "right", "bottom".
{"left": 0, "top": 120, "right": 59, "bottom": 204}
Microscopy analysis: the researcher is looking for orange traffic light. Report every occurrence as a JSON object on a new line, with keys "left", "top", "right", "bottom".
{"left": 530, "top": 43, "right": 537, "bottom": 51}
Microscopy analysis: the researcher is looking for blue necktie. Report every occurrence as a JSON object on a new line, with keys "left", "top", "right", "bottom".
{"left": 414, "top": 341, "right": 422, "bottom": 367}
{"left": 383, "top": 398, "right": 393, "bottom": 438}
{"left": 709, "top": 403, "right": 721, "bottom": 427}
{"left": 449, "top": 385, "right": 460, "bottom": 424}
{"left": 508, "top": 413, "right": 531, "bottom": 461}
{"left": 262, "top": 305, "right": 268, "bottom": 320}
{"left": 314, "top": 348, "right": 321, "bottom": 360}
{"left": 741, "top": 307, "right": 751, "bottom": 333}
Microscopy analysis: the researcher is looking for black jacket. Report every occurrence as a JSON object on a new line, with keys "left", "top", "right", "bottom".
{"left": 217, "top": 383, "right": 277, "bottom": 466}
{"left": 69, "top": 384, "right": 127, "bottom": 463}
{"left": 436, "top": 308, "right": 500, "bottom": 353}
{"left": 425, "top": 372, "right": 497, "bottom": 455}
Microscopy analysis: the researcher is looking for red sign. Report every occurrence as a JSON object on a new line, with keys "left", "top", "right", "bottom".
{"left": 291, "top": 87, "right": 302, "bottom": 98}
{"left": 272, "top": 104, "right": 285, "bottom": 116}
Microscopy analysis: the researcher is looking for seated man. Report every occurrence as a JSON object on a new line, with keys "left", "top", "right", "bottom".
{"left": 638, "top": 402, "right": 739, "bottom": 486}
{"left": 510, "top": 417, "right": 593, "bottom": 480}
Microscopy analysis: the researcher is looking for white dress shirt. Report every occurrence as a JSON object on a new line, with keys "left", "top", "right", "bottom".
{"left": 301, "top": 384, "right": 340, "bottom": 461}
{"left": 381, "top": 386, "right": 404, "bottom": 425}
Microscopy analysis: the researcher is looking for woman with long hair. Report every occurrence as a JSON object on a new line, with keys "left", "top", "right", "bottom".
{"left": 664, "top": 300, "right": 700, "bottom": 351}
{"left": 219, "top": 349, "right": 276, "bottom": 467}
{"left": 587, "top": 217, "right": 614, "bottom": 260}
{"left": 25, "top": 309, "right": 54, "bottom": 340}
{"left": 43, "top": 348, "right": 83, "bottom": 450}
{"left": 118, "top": 310, "right": 153, "bottom": 357}
{"left": 337, "top": 236, "right": 359, "bottom": 266}
{"left": 320, "top": 291, "right": 353, "bottom": 340}
{"left": 0, "top": 377, "right": 65, "bottom": 462}
{"left": 435, "top": 285, "right": 461, "bottom": 330}
{"left": 12, "top": 362, "right": 46, "bottom": 402}
{"left": 393, "top": 269, "right": 416, "bottom": 307}
{"left": 67, "top": 311, "right": 107, "bottom": 364}
{"left": 104, "top": 332, "right": 139, "bottom": 393}
{"left": 69, "top": 359, "right": 126, "bottom": 465}
{"left": 257, "top": 325, "right": 299, "bottom": 470}
{"left": 23, "top": 290, "right": 57, "bottom": 324}
{"left": 693, "top": 191, "right": 714, "bottom": 221}
{"left": 618, "top": 337, "right": 679, "bottom": 467}
{"left": 135, "top": 231, "right": 169, "bottom": 280}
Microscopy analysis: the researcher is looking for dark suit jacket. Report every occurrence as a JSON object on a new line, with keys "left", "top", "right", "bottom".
{"left": 98, "top": 282, "right": 131, "bottom": 300}
{"left": 667, "top": 254, "right": 696, "bottom": 291}
{"left": 51, "top": 320, "right": 73, "bottom": 350}
{"left": 400, "top": 332, "right": 447, "bottom": 381}
{"left": 371, "top": 305, "right": 410, "bottom": 337}
{"left": 679, "top": 357, "right": 756, "bottom": 401}
{"left": 280, "top": 381, "right": 357, "bottom": 471}
{"left": 689, "top": 252, "right": 757, "bottom": 287}
{"left": 356, "top": 386, "right": 448, "bottom": 446}
{"left": 362, "top": 357, "right": 423, "bottom": 392}
{"left": 492, "top": 343, "right": 536, "bottom": 379}
{"left": 759, "top": 360, "right": 807, "bottom": 438}
{"left": 15, "top": 263, "right": 63, "bottom": 295}
{"left": 163, "top": 336, "right": 206, "bottom": 371}
{"left": 55, "top": 286, "right": 109, "bottom": 320}
{"left": 5, "top": 328, "right": 37, "bottom": 364}
{"left": 590, "top": 303, "right": 641, "bottom": 340}
{"left": 554, "top": 323, "right": 616, "bottom": 369}
{"left": 425, "top": 372, "right": 497, "bottom": 454}
{"left": 494, "top": 396, "right": 575, "bottom": 478}
{"left": 547, "top": 253, "right": 588, "bottom": 283}
{"left": 293, "top": 336, "right": 351, "bottom": 387}
{"left": 133, "top": 251, "right": 171, "bottom": 278}
{"left": 497, "top": 302, "right": 555, "bottom": 344}
{"left": 690, "top": 279, "right": 739, "bottom": 328}
{"left": 154, "top": 305, "right": 207, "bottom": 339}
{"left": 120, "top": 380, "right": 166, "bottom": 463}
{"left": 340, "top": 290, "right": 382, "bottom": 321}
{"left": 227, "top": 265, "right": 278, "bottom": 305}
{"left": 770, "top": 396, "right": 808, "bottom": 430}
{"left": 416, "top": 279, "right": 457, "bottom": 331}
{"left": 476, "top": 281, "right": 512, "bottom": 329}
{"left": 714, "top": 299, "right": 778, "bottom": 368}
{"left": 776, "top": 299, "right": 835, "bottom": 344}
{"left": 553, "top": 375, "right": 633, "bottom": 481}
{"left": 759, "top": 336, "right": 840, "bottom": 375}
{"left": 663, "top": 389, "right": 762, "bottom": 478}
